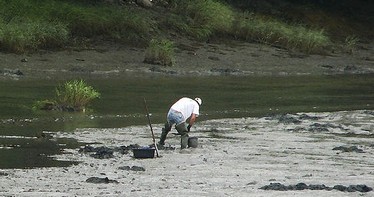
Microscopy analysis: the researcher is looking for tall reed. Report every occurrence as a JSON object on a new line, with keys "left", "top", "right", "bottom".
{"left": 55, "top": 79, "right": 100, "bottom": 112}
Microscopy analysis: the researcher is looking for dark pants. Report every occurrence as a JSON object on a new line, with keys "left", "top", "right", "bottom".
{"left": 159, "top": 122, "right": 189, "bottom": 149}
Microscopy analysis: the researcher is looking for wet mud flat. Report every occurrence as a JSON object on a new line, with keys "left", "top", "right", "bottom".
{"left": 1, "top": 110, "right": 374, "bottom": 196}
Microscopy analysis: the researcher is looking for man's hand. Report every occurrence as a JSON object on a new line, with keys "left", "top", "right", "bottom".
{"left": 187, "top": 124, "right": 192, "bottom": 132}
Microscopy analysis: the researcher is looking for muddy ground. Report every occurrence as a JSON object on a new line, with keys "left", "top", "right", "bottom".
{"left": 1, "top": 38, "right": 373, "bottom": 80}
{"left": 0, "top": 110, "right": 373, "bottom": 196}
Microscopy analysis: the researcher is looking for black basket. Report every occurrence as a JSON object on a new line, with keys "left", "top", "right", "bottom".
{"left": 133, "top": 148, "right": 155, "bottom": 159}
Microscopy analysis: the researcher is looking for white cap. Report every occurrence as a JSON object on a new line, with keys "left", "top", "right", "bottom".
{"left": 194, "top": 97, "right": 202, "bottom": 106}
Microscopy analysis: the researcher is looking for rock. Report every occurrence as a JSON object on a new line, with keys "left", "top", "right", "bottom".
{"left": 308, "top": 123, "right": 329, "bottom": 132}
{"left": 79, "top": 144, "right": 141, "bottom": 156}
{"left": 130, "top": 166, "right": 146, "bottom": 171}
{"left": 294, "top": 183, "right": 308, "bottom": 190}
{"left": 308, "top": 184, "right": 328, "bottom": 190}
{"left": 113, "top": 145, "right": 131, "bottom": 154}
{"left": 118, "top": 166, "right": 131, "bottom": 170}
{"left": 79, "top": 145, "right": 114, "bottom": 159}
{"left": 333, "top": 184, "right": 347, "bottom": 192}
{"left": 259, "top": 183, "right": 288, "bottom": 191}
{"left": 118, "top": 166, "right": 146, "bottom": 171}
{"left": 90, "top": 146, "right": 114, "bottom": 159}
{"left": 332, "top": 145, "right": 364, "bottom": 153}
{"left": 348, "top": 184, "right": 373, "bottom": 192}
{"left": 86, "top": 177, "right": 118, "bottom": 184}
{"left": 136, "top": 0, "right": 152, "bottom": 8}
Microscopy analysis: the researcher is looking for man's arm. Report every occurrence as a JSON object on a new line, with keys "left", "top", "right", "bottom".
{"left": 188, "top": 113, "right": 197, "bottom": 131}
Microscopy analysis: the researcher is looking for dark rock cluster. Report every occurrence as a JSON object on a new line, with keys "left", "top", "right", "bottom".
{"left": 267, "top": 113, "right": 350, "bottom": 133}
{"left": 78, "top": 144, "right": 176, "bottom": 159}
{"left": 79, "top": 144, "right": 141, "bottom": 159}
{"left": 267, "top": 113, "right": 322, "bottom": 124}
{"left": 332, "top": 145, "right": 364, "bottom": 153}
{"left": 260, "top": 182, "right": 373, "bottom": 192}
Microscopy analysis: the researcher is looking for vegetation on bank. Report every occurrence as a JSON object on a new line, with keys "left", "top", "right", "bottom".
{"left": 144, "top": 39, "right": 175, "bottom": 66}
{"left": 0, "top": 0, "right": 339, "bottom": 54}
{"left": 34, "top": 79, "right": 100, "bottom": 112}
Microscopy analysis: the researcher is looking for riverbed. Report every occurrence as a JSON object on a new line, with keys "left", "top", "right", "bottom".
{"left": 0, "top": 39, "right": 373, "bottom": 195}
{"left": 1, "top": 110, "right": 373, "bottom": 196}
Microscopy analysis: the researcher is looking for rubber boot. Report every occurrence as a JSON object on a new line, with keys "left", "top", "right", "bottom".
{"left": 180, "top": 134, "right": 189, "bottom": 149}
{"left": 159, "top": 122, "right": 171, "bottom": 146}
{"left": 175, "top": 123, "right": 189, "bottom": 149}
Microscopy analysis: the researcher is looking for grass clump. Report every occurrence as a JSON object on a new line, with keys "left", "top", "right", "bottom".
{"left": 34, "top": 79, "right": 100, "bottom": 112}
{"left": 166, "top": 0, "right": 234, "bottom": 40}
{"left": 55, "top": 79, "right": 100, "bottom": 112}
{"left": 342, "top": 35, "right": 359, "bottom": 54}
{"left": 144, "top": 39, "right": 175, "bottom": 66}
{"left": 0, "top": 20, "right": 69, "bottom": 53}
{"left": 232, "top": 13, "right": 330, "bottom": 53}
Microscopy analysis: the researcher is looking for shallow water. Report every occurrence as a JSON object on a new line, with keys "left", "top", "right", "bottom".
{"left": 0, "top": 74, "right": 374, "bottom": 168}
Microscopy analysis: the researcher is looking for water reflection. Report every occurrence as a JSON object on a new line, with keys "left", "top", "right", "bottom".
{"left": 0, "top": 137, "right": 81, "bottom": 169}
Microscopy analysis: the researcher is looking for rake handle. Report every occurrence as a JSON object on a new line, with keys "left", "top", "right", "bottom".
{"left": 143, "top": 98, "right": 159, "bottom": 157}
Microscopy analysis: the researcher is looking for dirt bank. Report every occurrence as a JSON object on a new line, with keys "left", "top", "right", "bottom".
{"left": 1, "top": 110, "right": 373, "bottom": 196}
{"left": 1, "top": 39, "right": 373, "bottom": 80}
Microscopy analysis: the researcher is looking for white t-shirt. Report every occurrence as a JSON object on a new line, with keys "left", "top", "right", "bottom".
{"left": 170, "top": 97, "right": 199, "bottom": 121}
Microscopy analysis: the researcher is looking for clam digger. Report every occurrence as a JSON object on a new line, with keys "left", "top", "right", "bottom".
{"left": 158, "top": 97, "right": 202, "bottom": 149}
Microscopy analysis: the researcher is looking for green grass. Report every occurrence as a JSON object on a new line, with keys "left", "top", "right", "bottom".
{"left": 144, "top": 39, "right": 175, "bottom": 66}
{"left": 0, "top": 0, "right": 152, "bottom": 53}
{"left": 50, "top": 2, "right": 152, "bottom": 43}
{"left": 165, "top": 0, "right": 234, "bottom": 40}
{"left": 34, "top": 79, "right": 100, "bottom": 112}
{"left": 0, "top": 20, "right": 68, "bottom": 53}
{"left": 55, "top": 79, "right": 100, "bottom": 112}
{"left": 232, "top": 12, "right": 330, "bottom": 53}
{"left": 0, "top": 0, "right": 332, "bottom": 54}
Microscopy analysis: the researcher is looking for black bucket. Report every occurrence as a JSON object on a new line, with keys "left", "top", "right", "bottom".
{"left": 133, "top": 147, "right": 155, "bottom": 159}
{"left": 188, "top": 137, "right": 198, "bottom": 148}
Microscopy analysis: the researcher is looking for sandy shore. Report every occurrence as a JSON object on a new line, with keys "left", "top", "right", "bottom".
{"left": 1, "top": 110, "right": 373, "bottom": 196}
